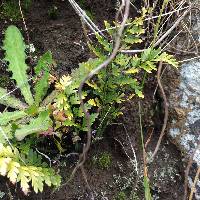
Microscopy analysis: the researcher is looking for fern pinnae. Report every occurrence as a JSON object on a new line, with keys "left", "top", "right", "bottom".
{"left": 3, "top": 26, "right": 34, "bottom": 105}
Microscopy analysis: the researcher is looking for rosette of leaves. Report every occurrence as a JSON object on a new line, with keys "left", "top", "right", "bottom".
{"left": 54, "top": 9, "right": 178, "bottom": 137}
{"left": 0, "top": 25, "right": 61, "bottom": 193}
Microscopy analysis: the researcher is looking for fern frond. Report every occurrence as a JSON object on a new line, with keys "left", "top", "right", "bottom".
{"left": 3, "top": 25, "right": 34, "bottom": 105}
{"left": 0, "top": 144, "right": 61, "bottom": 194}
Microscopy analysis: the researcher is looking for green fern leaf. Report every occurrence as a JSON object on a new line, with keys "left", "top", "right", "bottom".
{"left": 3, "top": 25, "right": 34, "bottom": 105}
{"left": 0, "top": 87, "right": 27, "bottom": 110}
{"left": 124, "top": 36, "right": 143, "bottom": 44}
{"left": 155, "top": 52, "right": 179, "bottom": 68}
{"left": 95, "top": 33, "right": 112, "bottom": 52}
{"left": 0, "top": 144, "right": 61, "bottom": 194}
{"left": 104, "top": 20, "right": 114, "bottom": 36}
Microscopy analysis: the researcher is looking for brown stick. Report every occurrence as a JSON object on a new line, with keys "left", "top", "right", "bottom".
{"left": 150, "top": 61, "right": 169, "bottom": 161}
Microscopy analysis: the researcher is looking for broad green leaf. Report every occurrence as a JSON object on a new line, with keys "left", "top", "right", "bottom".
{"left": 0, "top": 110, "right": 27, "bottom": 125}
{"left": 3, "top": 26, "right": 34, "bottom": 105}
{"left": 34, "top": 51, "right": 53, "bottom": 106}
{"left": 34, "top": 51, "right": 52, "bottom": 75}
{"left": 0, "top": 87, "right": 27, "bottom": 110}
{"left": 15, "top": 111, "right": 51, "bottom": 141}
{"left": 34, "top": 71, "right": 49, "bottom": 106}
{"left": 0, "top": 125, "right": 12, "bottom": 144}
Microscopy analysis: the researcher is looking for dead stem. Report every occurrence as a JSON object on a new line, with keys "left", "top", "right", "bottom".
{"left": 150, "top": 61, "right": 169, "bottom": 161}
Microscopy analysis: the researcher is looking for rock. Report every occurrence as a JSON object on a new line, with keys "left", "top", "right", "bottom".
{"left": 167, "top": 4, "right": 200, "bottom": 198}
{"left": 169, "top": 57, "right": 200, "bottom": 199}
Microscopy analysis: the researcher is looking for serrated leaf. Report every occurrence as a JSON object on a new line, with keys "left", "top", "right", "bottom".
{"left": 155, "top": 52, "right": 178, "bottom": 68}
{"left": 35, "top": 51, "right": 52, "bottom": 75}
{"left": 3, "top": 26, "right": 33, "bottom": 105}
{"left": 95, "top": 33, "right": 112, "bottom": 52}
{"left": 0, "top": 110, "right": 27, "bottom": 126}
{"left": 88, "top": 99, "right": 97, "bottom": 106}
{"left": 0, "top": 125, "right": 13, "bottom": 144}
{"left": 128, "top": 25, "right": 145, "bottom": 35}
{"left": 0, "top": 157, "right": 11, "bottom": 176}
{"left": 34, "top": 71, "right": 49, "bottom": 106}
{"left": 0, "top": 87, "right": 27, "bottom": 110}
{"left": 114, "top": 54, "right": 131, "bottom": 67}
{"left": 82, "top": 113, "right": 99, "bottom": 131}
{"left": 7, "top": 161, "right": 20, "bottom": 184}
{"left": 124, "top": 36, "right": 142, "bottom": 44}
{"left": 15, "top": 111, "right": 51, "bottom": 141}
{"left": 0, "top": 144, "right": 61, "bottom": 194}
{"left": 125, "top": 68, "right": 139, "bottom": 74}
{"left": 135, "top": 89, "right": 144, "bottom": 98}
{"left": 87, "top": 42, "right": 104, "bottom": 58}
{"left": 18, "top": 167, "right": 30, "bottom": 194}
{"left": 104, "top": 20, "right": 114, "bottom": 36}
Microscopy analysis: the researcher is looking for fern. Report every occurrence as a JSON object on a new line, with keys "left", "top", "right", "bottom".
{"left": 0, "top": 144, "right": 61, "bottom": 194}
{"left": 3, "top": 26, "right": 34, "bottom": 105}
{"left": 54, "top": 11, "right": 179, "bottom": 138}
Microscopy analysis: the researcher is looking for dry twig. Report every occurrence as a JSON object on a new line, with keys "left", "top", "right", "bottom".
{"left": 150, "top": 61, "right": 169, "bottom": 161}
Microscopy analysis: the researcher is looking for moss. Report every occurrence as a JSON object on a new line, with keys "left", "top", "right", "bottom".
{"left": 114, "top": 191, "right": 127, "bottom": 200}
{"left": 92, "top": 152, "right": 112, "bottom": 170}
{"left": 48, "top": 5, "right": 58, "bottom": 20}
{"left": 0, "top": 75, "right": 10, "bottom": 88}
{"left": 0, "top": 0, "right": 32, "bottom": 21}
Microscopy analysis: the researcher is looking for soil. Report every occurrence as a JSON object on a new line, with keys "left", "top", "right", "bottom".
{"left": 0, "top": 1, "right": 185, "bottom": 200}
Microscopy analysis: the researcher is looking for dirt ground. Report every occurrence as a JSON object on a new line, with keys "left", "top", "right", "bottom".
{"left": 0, "top": 1, "right": 185, "bottom": 199}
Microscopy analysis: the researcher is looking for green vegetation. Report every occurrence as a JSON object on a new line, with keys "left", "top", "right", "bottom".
{"left": 0, "top": 0, "right": 32, "bottom": 21}
{"left": 0, "top": 25, "right": 61, "bottom": 193}
{"left": 0, "top": 8, "right": 178, "bottom": 195}
{"left": 93, "top": 152, "right": 112, "bottom": 169}
{"left": 48, "top": 5, "right": 58, "bottom": 20}
{"left": 114, "top": 191, "right": 127, "bottom": 200}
